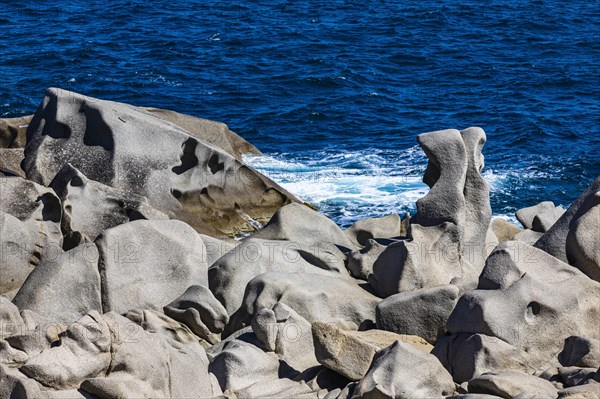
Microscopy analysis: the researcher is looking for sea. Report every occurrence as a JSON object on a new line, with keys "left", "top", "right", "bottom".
{"left": 1, "top": 1, "right": 599, "bottom": 227}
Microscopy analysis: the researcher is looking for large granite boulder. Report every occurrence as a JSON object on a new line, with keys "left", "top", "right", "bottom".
{"left": 226, "top": 272, "right": 381, "bottom": 336}
{"left": 516, "top": 201, "right": 565, "bottom": 232}
{"left": 22, "top": 88, "right": 300, "bottom": 237}
{"left": 437, "top": 241, "right": 600, "bottom": 382}
{"left": 535, "top": 176, "right": 600, "bottom": 280}
{"left": 376, "top": 284, "right": 460, "bottom": 344}
{"left": 312, "top": 321, "right": 432, "bottom": 381}
{"left": 209, "top": 237, "right": 349, "bottom": 316}
{"left": 12, "top": 243, "right": 101, "bottom": 324}
{"left": 251, "top": 203, "right": 358, "bottom": 251}
{"left": 0, "top": 177, "right": 62, "bottom": 296}
{"left": 369, "top": 127, "right": 493, "bottom": 297}
{"left": 96, "top": 219, "right": 209, "bottom": 314}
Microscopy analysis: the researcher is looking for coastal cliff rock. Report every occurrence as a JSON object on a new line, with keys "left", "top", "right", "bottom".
{"left": 22, "top": 88, "right": 300, "bottom": 237}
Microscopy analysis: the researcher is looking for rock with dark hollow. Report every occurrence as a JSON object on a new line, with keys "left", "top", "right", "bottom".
{"left": 22, "top": 88, "right": 300, "bottom": 237}
{"left": 441, "top": 241, "right": 600, "bottom": 381}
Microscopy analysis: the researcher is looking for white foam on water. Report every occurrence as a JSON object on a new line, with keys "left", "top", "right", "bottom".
{"left": 245, "top": 148, "right": 525, "bottom": 228}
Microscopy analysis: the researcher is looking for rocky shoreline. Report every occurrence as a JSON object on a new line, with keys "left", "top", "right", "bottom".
{"left": 1, "top": 88, "right": 599, "bottom": 398}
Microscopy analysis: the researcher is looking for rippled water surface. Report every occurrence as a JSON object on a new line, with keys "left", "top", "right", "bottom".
{"left": 1, "top": 1, "right": 599, "bottom": 226}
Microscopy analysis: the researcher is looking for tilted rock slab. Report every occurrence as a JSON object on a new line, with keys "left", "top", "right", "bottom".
{"left": 369, "top": 127, "right": 493, "bottom": 297}
{"left": 312, "top": 321, "right": 432, "bottom": 381}
{"left": 535, "top": 176, "right": 600, "bottom": 281}
{"left": 22, "top": 88, "right": 300, "bottom": 237}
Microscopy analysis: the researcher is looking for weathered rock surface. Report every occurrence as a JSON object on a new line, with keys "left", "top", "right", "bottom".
{"left": 251, "top": 203, "right": 358, "bottom": 251}
{"left": 440, "top": 241, "right": 600, "bottom": 381}
{"left": 376, "top": 284, "right": 459, "bottom": 344}
{"left": 96, "top": 219, "right": 209, "bottom": 314}
{"left": 251, "top": 303, "right": 319, "bottom": 372}
{"left": 50, "top": 163, "right": 168, "bottom": 245}
{"left": 467, "top": 369, "right": 558, "bottom": 398}
{"left": 346, "top": 239, "right": 388, "bottom": 280}
{"left": 209, "top": 237, "right": 348, "bottom": 316}
{"left": 12, "top": 243, "right": 101, "bottom": 324}
{"left": 344, "top": 213, "right": 406, "bottom": 247}
{"left": 512, "top": 228, "right": 545, "bottom": 245}
{"left": 535, "top": 176, "right": 600, "bottom": 277}
{"left": 22, "top": 88, "right": 300, "bottom": 237}
{"left": 369, "top": 127, "right": 492, "bottom": 297}
{"left": 516, "top": 201, "right": 565, "bottom": 232}
{"left": 163, "top": 284, "right": 229, "bottom": 344}
{"left": 312, "top": 321, "right": 431, "bottom": 381}
{"left": 209, "top": 339, "right": 280, "bottom": 392}
{"left": 490, "top": 217, "right": 522, "bottom": 243}
{"left": 0, "top": 177, "right": 63, "bottom": 295}
{"left": 227, "top": 272, "right": 380, "bottom": 335}
{"left": 0, "top": 148, "right": 25, "bottom": 176}
{"left": 352, "top": 340, "right": 455, "bottom": 398}
{"left": 13, "top": 310, "right": 220, "bottom": 397}
{"left": 0, "top": 115, "right": 31, "bottom": 148}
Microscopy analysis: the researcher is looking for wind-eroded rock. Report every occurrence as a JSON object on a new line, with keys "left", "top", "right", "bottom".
{"left": 22, "top": 88, "right": 300, "bottom": 237}
{"left": 370, "top": 127, "right": 493, "bottom": 297}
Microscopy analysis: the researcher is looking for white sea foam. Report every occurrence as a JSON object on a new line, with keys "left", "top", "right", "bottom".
{"left": 245, "top": 149, "right": 524, "bottom": 228}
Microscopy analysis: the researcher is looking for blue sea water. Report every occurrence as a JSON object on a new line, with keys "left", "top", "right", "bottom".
{"left": 1, "top": 1, "right": 599, "bottom": 227}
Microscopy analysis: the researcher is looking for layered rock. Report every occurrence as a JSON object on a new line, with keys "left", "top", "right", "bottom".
{"left": 22, "top": 88, "right": 300, "bottom": 237}
{"left": 369, "top": 128, "right": 493, "bottom": 297}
